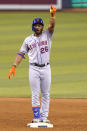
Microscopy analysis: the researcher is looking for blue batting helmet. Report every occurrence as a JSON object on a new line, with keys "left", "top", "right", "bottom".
{"left": 32, "top": 18, "right": 44, "bottom": 31}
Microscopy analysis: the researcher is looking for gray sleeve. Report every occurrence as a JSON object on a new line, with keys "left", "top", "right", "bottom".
{"left": 19, "top": 38, "right": 29, "bottom": 54}
{"left": 46, "top": 29, "right": 54, "bottom": 40}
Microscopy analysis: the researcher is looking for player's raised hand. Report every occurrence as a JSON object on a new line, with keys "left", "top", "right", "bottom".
{"left": 50, "top": 5, "right": 56, "bottom": 16}
{"left": 8, "top": 65, "right": 16, "bottom": 79}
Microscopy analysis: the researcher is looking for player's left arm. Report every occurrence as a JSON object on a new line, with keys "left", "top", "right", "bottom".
{"left": 48, "top": 6, "right": 56, "bottom": 34}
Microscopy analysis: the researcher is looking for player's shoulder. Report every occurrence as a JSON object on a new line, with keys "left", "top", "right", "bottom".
{"left": 24, "top": 34, "right": 34, "bottom": 43}
{"left": 42, "top": 29, "right": 48, "bottom": 34}
{"left": 24, "top": 34, "right": 34, "bottom": 41}
{"left": 42, "top": 29, "right": 53, "bottom": 38}
{"left": 42, "top": 29, "right": 51, "bottom": 35}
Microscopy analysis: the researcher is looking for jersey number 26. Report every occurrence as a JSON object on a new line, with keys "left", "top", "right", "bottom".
{"left": 40, "top": 46, "right": 48, "bottom": 54}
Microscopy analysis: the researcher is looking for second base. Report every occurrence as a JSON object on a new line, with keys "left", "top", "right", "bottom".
{"left": 27, "top": 122, "right": 53, "bottom": 128}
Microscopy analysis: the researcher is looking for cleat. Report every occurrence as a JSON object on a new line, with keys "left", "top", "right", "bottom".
{"left": 32, "top": 119, "right": 40, "bottom": 123}
{"left": 39, "top": 119, "right": 50, "bottom": 123}
{"left": 32, "top": 118, "right": 50, "bottom": 123}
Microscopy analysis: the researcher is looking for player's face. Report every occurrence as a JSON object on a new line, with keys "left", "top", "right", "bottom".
{"left": 34, "top": 24, "right": 43, "bottom": 35}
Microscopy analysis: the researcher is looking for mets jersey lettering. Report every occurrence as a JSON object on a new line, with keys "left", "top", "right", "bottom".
{"left": 20, "top": 29, "right": 53, "bottom": 64}
{"left": 28, "top": 40, "right": 47, "bottom": 51}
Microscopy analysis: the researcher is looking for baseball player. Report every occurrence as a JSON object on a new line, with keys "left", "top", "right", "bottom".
{"left": 8, "top": 6, "right": 56, "bottom": 123}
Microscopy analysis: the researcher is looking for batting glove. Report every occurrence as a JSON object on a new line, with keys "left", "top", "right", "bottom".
{"left": 8, "top": 65, "right": 16, "bottom": 79}
{"left": 50, "top": 5, "right": 56, "bottom": 16}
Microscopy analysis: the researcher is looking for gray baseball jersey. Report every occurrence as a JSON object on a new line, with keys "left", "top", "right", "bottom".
{"left": 20, "top": 29, "right": 53, "bottom": 64}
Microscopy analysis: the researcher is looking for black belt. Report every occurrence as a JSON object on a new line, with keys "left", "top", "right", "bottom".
{"left": 30, "top": 63, "right": 49, "bottom": 67}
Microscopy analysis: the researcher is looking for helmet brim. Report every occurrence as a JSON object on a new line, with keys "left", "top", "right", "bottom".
{"left": 33, "top": 23, "right": 44, "bottom": 26}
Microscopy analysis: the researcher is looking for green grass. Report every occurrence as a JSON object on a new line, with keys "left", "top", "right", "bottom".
{"left": 0, "top": 12, "right": 87, "bottom": 98}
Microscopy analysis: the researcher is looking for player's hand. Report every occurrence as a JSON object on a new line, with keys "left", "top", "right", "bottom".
{"left": 50, "top": 5, "right": 56, "bottom": 16}
{"left": 8, "top": 66, "right": 16, "bottom": 79}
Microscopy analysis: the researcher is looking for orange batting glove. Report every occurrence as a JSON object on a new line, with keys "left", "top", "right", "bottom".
{"left": 8, "top": 65, "right": 16, "bottom": 79}
{"left": 50, "top": 5, "right": 56, "bottom": 16}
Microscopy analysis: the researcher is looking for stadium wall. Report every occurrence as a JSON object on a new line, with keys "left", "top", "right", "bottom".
{"left": 62, "top": 0, "right": 72, "bottom": 8}
{"left": 0, "top": 0, "right": 62, "bottom": 10}
{"left": 62, "top": 0, "right": 87, "bottom": 8}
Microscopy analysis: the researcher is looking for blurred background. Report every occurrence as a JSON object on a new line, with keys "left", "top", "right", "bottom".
{"left": 0, "top": 0, "right": 87, "bottom": 98}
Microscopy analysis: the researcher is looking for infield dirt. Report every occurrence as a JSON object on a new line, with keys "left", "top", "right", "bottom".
{"left": 0, "top": 98, "right": 87, "bottom": 131}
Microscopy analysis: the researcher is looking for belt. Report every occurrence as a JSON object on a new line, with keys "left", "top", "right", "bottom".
{"left": 30, "top": 63, "right": 49, "bottom": 67}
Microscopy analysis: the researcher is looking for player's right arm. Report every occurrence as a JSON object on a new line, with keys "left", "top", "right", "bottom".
{"left": 8, "top": 52, "right": 25, "bottom": 79}
{"left": 8, "top": 38, "right": 28, "bottom": 79}
{"left": 13, "top": 52, "right": 25, "bottom": 67}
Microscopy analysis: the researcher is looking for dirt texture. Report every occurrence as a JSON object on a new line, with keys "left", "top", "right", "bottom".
{"left": 0, "top": 98, "right": 87, "bottom": 131}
